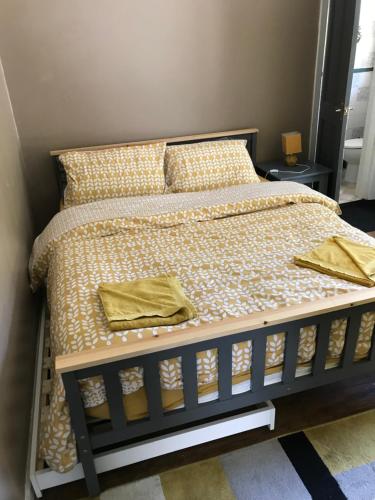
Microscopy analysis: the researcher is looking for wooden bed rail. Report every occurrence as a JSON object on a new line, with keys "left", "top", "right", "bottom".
{"left": 50, "top": 128, "right": 259, "bottom": 156}
{"left": 55, "top": 288, "right": 375, "bottom": 374}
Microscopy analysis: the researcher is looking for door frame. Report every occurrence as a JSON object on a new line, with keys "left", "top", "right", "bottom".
{"left": 309, "top": 0, "right": 361, "bottom": 202}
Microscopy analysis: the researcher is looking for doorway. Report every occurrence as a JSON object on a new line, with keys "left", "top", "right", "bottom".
{"left": 311, "top": 0, "right": 375, "bottom": 204}
{"left": 340, "top": 0, "right": 375, "bottom": 203}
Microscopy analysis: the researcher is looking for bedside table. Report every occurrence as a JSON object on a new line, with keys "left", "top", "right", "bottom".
{"left": 255, "top": 160, "right": 332, "bottom": 195}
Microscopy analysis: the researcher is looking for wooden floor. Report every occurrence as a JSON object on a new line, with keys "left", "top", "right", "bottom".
{"left": 44, "top": 373, "right": 375, "bottom": 499}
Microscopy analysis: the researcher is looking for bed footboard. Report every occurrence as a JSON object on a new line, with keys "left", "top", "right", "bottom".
{"left": 56, "top": 290, "right": 375, "bottom": 496}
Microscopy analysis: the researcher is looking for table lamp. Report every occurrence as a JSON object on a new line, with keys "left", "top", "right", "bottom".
{"left": 282, "top": 131, "right": 302, "bottom": 166}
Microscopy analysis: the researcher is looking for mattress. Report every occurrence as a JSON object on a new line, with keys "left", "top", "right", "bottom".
{"left": 29, "top": 181, "right": 375, "bottom": 472}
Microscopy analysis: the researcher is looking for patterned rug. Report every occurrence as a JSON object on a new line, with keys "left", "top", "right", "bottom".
{"left": 83, "top": 409, "right": 375, "bottom": 499}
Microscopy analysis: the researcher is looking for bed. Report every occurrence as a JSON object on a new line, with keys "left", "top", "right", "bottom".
{"left": 29, "top": 129, "right": 375, "bottom": 496}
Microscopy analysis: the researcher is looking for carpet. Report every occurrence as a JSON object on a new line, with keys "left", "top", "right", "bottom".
{"left": 340, "top": 199, "right": 375, "bottom": 232}
{"left": 82, "top": 409, "right": 375, "bottom": 499}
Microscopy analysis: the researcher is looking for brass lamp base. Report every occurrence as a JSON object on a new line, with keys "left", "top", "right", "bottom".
{"left": 284, "top": 154, "right": 298, "bottom": 167}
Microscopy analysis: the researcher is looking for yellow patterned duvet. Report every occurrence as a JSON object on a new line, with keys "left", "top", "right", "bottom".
{"left": 29, "top": 182, "right": 375, "bottom": 472}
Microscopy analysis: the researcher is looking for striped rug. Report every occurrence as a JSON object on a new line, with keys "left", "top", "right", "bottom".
{"left": 84, "top": 409, "right": 375, "bottom": 499}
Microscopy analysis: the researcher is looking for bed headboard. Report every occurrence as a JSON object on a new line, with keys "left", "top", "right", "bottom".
{"left": 50, "top": 128, "right": 259, "bottom": 199}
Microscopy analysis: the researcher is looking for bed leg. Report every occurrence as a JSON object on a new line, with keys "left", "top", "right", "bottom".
{"left": 62, "top": 372, "right": 100, "bottom": 497}
{"left": 79, "top": 453, "right": 100, "bottom": 498}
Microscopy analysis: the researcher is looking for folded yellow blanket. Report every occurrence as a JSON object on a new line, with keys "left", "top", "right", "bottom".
{"left": 294, "top": 236, "right": 375, "bottom": 287}
{"left": 98, "top": 276, "right": 197, "bottom": 331}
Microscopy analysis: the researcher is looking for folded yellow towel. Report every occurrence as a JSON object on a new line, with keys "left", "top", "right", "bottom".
{"left": 294, "top": 236, "right": 375, "bottom": 287}
{"left": 98, "top": 276, "right": 197, "bottom": 331}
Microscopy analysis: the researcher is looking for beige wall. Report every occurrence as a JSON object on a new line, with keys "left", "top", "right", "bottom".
{"left": 0, "top": 0, "right": 320, "bottom": 231}
{"left": 0, "top": 60, "right": 38, "bottom": 498}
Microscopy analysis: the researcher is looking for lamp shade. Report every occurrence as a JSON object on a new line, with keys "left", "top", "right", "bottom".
{"left": 282, "top": 131, "right": 302, "bottom": 155}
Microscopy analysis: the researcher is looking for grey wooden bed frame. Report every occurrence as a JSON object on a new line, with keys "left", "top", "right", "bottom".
{"left": 50, "top": 129, "right": 375, "bottom": 496}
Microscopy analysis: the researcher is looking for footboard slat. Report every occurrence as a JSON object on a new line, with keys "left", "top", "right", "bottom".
{"left": 143, "top": 358, "right": 163, "bottom": 420}
{"left": 218, "top": 343, "right": 233, "bottom": 401}
{"left": 312, "top": 318, "right": 332, "bottom": 375}
{"left": 251, "top": 335, "right": 267, "bottom": 391}
{"left": 282, "top": 326, "right": 300, "bottom": 384}
{"left": 181, "top": 350, "right": 198, "bottom": 410}
{"left": 342, "top": 311, "right": 363, "bottom": 368}
{"left": 102, "top": 368, "right": 127, "bottom": 431}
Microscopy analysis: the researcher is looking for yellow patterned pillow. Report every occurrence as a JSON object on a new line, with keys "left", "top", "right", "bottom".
{"left": 165, "top": 140, "right": 259, "bottom": 193}
{"left": 60, "top": 142, "right": 167, "bottom": 207}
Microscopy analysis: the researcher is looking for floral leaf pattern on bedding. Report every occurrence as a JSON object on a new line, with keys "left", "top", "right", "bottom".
{"left": 297, "top": 326, "right": 317, "bottom": 361}
{"left": 29, "top": 182, "right": 375, "bottom": 472}
{"left": 60, "top": 142, "right": 167, "bottom": 207}
{"left": 232, "top": 342, "right": 252, "bottom": 376}
{"left": 164, "top": 140, "right": 259, "bottom": 192}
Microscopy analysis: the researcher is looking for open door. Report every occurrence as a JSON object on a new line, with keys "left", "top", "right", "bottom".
{"left": 316, "top": 0, "right": 361, "bottom": 200}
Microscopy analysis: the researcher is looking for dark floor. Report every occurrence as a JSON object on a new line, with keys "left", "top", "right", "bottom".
{"left": 44, "top": 373, "right": 375, "bottom": 499}
{"left": 340, "top": 199, "right": 375, "bottom": 232}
